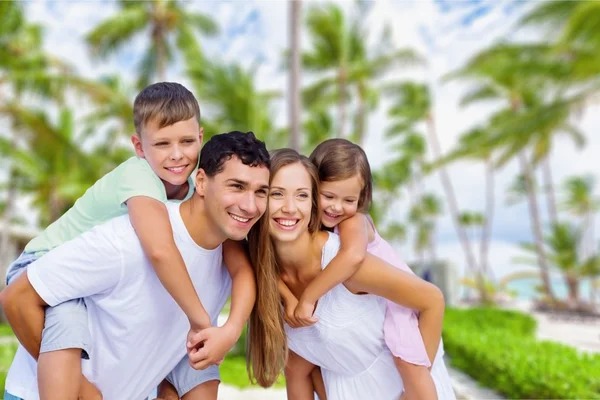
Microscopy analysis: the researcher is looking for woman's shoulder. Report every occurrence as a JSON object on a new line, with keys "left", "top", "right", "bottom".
{"left": 316, "top": 231, "right": 341, "bottom": 268}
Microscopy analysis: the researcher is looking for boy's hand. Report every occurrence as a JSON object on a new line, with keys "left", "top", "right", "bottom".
{"left": 187, "top": 325, "right": 238, "bottom": 370}
{"left": 294, "top": 299, "right": 319, "bottom": 327}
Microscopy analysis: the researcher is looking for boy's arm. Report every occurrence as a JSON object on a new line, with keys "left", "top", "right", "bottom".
{"left": 221, "top": 239, "right": 256, "bottom": 335}
{"left": 295, "top": 214, "right": 369, "bottom": 324}
{"left": 187, "top": 239, "right": 255, "bottom": 370}
{"left": 128, "top": 196, "right": 211, "bottom": 330}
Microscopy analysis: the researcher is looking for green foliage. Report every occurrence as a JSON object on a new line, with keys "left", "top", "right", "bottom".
{"left": 444, "top": 308, "right": 600, "bottom": 399}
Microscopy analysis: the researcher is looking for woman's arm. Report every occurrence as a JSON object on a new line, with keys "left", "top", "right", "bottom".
{"left": 345, "top": 253, "right": 445, "bottom": 364}
{"left": 296, "top": 214, "right": 369, "bottom": 324}
{"left": 285, "top": 351, "right": 319, "bottom": 400}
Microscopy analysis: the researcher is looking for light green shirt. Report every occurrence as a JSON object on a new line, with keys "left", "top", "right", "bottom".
{"left": 25, "top": 156, "right": 195, "bottom": 255}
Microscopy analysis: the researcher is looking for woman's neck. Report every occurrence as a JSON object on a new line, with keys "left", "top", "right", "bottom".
{"left": 274, "top": 231, "right": 320, "bottom": 281}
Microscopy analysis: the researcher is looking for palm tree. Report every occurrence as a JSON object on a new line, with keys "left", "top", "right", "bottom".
{"left": 517, "top": 222, "right": 600, "bottom": 307}
{"left": 187, "top": 62, "right": 285, "bottom": 148}
{"left": 561, "top": 175, "right": 600, "bottom": 259}
{"left": 86, "top": 0, "right": 218, "bottom": 87}
{"left": 302, "top": 3, "right": 420, "bottom": 142}
{"left": 289, "top": 0, "right": 302, "bottom": 151}
{"left": 446, "top": 42, "right": 589, "bottom": 303}
{"left": 437, "top": 128, "right": 497, "bottom": 279}
{"left": 386, "top": 81, "right": 485, "bottom": 298}
{"left": 0, "top": 105, "right": 126, "bottom": 225}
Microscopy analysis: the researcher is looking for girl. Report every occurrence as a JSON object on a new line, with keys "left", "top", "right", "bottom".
{"left": 280, "top": 139, "right": 446, "bottom": 399}
{"left": 249, "top": 148, "right": 455, "bottom": 400}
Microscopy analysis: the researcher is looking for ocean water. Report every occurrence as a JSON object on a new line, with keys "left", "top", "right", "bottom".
{"left": 505, "top": 277, "right": 594, "bottom": 300}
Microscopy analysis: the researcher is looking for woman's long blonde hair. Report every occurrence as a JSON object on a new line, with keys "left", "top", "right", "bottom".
{"left": 246, "top": 148, "right": 321, "bottom": 387}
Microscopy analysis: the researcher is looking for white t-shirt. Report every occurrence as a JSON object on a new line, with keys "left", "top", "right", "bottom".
{"left": 5, "top": 202, "right": 231, "bottom": 400}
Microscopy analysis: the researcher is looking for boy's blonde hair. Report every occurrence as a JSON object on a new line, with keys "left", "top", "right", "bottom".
{"left": 133, "top": 82, "right": 201, "bottom": 136}
{"left": 309, "top": 138, "right": 373, "bottom": 213}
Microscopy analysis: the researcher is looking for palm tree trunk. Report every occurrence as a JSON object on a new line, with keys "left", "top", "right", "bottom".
{"left": 480, "top": 159, "right": 495, "bottom": 281}
{"left": 425, "top": 114, "right": 488, "bottom": 302}
{"left": 541, "top": 156, "right": 558, "bottom": 225}
{"left": 337, "top": 68, "right": 346, "bottom": 138}
{"left": 518, "top": 151, "right": 556, "bottom": 302}
{"left": 288, "top": 0, "right": 301, "bottom": 151}
{"left": 0, "top": 168, "right": 17, "bottom": 289}
{"left": 564, "top": 273, "right": 580, "bottom": 307}
{"left": 356, "top": 83, "right": 366, "bottom": 145}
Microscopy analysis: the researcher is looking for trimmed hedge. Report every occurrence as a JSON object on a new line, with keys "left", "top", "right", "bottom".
{"left": 443, "top": 307, "right": 600, "bottom": 399}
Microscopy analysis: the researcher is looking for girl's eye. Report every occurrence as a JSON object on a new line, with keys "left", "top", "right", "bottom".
{"left": 345, "top": 199, "right": 356, "bottom": 204}
{"left": 322, "top": 194, "right": 333, "bottom": 199}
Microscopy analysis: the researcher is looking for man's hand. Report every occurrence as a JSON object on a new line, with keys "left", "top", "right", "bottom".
{"left": 78, "top": 376, "right": 102, "bottom": 400}
{"left": 187, "top": 325, "right": 239, "bottom": 370}
{"left": 293, "top": 299, "right": 319, "bottom": 327}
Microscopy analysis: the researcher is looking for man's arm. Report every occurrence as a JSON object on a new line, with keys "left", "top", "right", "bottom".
{"left": 0, "top": 271, "right": 47, "bottom": 359}
{"left": 128, "top": 196, "right": 211, "bottom": 330}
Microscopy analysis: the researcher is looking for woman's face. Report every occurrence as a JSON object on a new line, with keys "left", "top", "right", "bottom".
{"left": 268, "top": 162, "right": 314, "bottom": 243}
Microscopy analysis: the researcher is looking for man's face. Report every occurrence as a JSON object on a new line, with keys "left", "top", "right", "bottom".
{"left": 132, "top": 117, "right": 202, "bottom": 190}
{"left": 201, "top": 156, "right": 270, "bottom": 241}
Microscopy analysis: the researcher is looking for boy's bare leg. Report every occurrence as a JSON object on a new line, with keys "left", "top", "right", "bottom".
{"left": 38, "top": 349, "right": 82, "bottom": 400}
{"left": 181, "top": 380, "right": 219, "bottom": 400}
{"left": 157, "top": 379, "right": 180, "bottom": 400}
{"left": 394, "top": 357, "right": 438, "bottom": 400}
{"left": 311, "top": 367, "right": 327, "bottom": 400}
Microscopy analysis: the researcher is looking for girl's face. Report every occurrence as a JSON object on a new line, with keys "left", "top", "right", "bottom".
{"left": 268, "top": 163, "right": 314, "bottom": 243}
{"left": 319, "top": 175, "right": 363, "bottom": 228}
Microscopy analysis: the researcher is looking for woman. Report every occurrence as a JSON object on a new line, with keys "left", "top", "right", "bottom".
{"left": 247, "top": 149, "right": 455, "bottom": 400}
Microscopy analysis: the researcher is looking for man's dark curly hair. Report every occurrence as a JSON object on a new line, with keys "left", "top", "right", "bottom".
{"left": 199, "top": 131, "right": 270, "bottom": 177}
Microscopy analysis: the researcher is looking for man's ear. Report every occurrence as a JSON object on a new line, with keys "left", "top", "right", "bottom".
{"left": 131, "top": 134, "right": 145, "bottom": 158}
{"left": 198, "top": 126, "right": 204, "bottom": 148}
{"left": 195, "top": 169, "right": 208, "bottom": 196}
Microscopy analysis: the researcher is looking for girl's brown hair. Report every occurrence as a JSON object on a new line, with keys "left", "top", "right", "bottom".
{"left": 246, "top": 148, "right": 321, "bottom": 387}
{"left": 309, "top": 138, "right": 373, "bottom": 213}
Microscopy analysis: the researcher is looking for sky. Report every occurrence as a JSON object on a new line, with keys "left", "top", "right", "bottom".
{"left": 15, "top": 0, "right": 600, "bottom": 281}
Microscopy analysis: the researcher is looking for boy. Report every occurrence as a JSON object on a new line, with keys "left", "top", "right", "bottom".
{"left": 4, "top": 82, "right": 248, "bottom": 398}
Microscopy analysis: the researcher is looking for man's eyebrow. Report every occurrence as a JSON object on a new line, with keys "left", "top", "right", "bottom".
{"left": 226, "top": 179, "right": 248, "bottom": 185}
{"left": 258, "top": 184, "right": 270, "bottom": 190}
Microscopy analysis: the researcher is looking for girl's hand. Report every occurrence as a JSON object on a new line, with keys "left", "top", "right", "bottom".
{"left": 294, "top": 300, "right": 319, "bottom": 327}
{"left": 284, "top": 295, "right": 301, "bottom": 328}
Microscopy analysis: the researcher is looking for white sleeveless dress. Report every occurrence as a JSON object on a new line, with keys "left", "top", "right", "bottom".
{"left": 285, "top": 233, "right": 456, "bottom": 400}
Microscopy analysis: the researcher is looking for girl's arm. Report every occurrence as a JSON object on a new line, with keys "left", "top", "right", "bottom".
{"left": 128, "top": 197, "right": 211, "bottom": 330}
{"left": 295, "top": 214, "right": 369, "bottom": 325}
{"left": 345, "top": 253, "right": 445, "bottom": 364}
{"left": 285, "top": 351, "right": 319, "bottom": 400}
{"left": 279, "top": 278, "right": 304, "bottom": 328}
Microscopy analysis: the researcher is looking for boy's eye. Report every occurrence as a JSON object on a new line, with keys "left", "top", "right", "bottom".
{"left": 155, "top": 142, "right": 168, "bottom": 146}
{"left": 183, "top": 139, "right": 196, "bottom": 144}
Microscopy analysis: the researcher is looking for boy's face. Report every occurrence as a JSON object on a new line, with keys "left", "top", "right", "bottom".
{"left": 197, "top": 156, "right": 270, "bottom": 241}
{"left": 131, "top": 116, "right": 202, "bottom": 189}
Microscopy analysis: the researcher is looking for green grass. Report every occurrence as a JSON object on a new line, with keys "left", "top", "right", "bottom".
{"left": 0, "top": 325, "right": 13, "bottom": 337}
{"left": 220, "top": 355, "right": 285, "bottom": 389}
{"left": 0, "top": 343, "right": 18, "bottom": 395}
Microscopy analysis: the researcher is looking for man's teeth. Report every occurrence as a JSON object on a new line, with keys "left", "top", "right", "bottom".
{"left": 278, "top": 219, "right": 297, "bottom": 226}
{"left": 230, "top": 214, "right": 250, "bottom": 223}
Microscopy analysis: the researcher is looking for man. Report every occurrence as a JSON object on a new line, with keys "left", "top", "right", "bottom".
{"left": 0, "top": 131, "right": 270, "bottom": 400}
